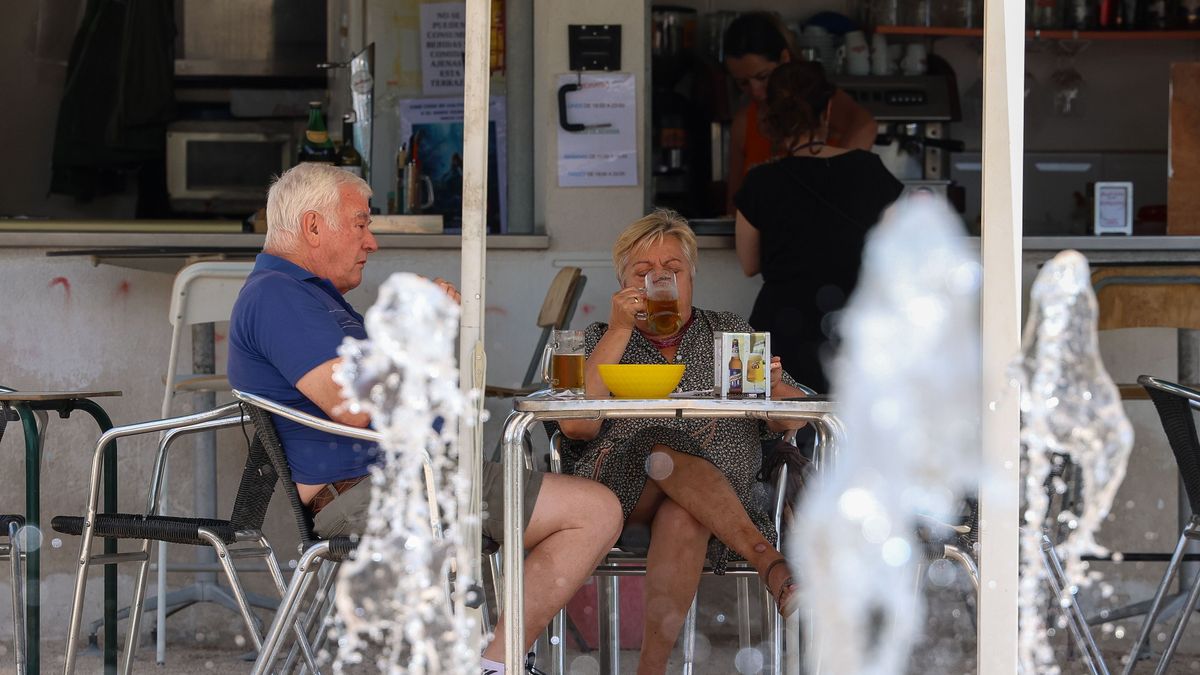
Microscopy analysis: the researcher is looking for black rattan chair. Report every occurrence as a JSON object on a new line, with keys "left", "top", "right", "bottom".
{"left": 1119, "top": 375, "right": 1200, "bottom": 674}
{"left": 236, "top": 390, "right": 471, "bottom": 674}
{"left": 237, "top": 397, "right": 361, "bottom": 675}
{"left": 54, "top": 403, "right": 318, "bottom": 674}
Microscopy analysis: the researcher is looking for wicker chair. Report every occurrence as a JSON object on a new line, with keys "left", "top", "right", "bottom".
{"left": 233, "top": 394, "right": 364, "bottom": 675}
{"left": 236, "top": 389, "right": 469, "bottom": 674}
{"left": 54, "top": 403, "right": 318, "bottom": 674}
{"left": 1121, "top": 375, "right": 1200, "bottom": 674}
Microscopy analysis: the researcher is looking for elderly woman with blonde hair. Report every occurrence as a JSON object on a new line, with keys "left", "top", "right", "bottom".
{"left": 558, "top": 208, "right": 810, "bottom": 675}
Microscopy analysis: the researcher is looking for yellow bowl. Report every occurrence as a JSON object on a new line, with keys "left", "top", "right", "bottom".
{"left": 597, "top": 364, "right": 686, "bottom": 399}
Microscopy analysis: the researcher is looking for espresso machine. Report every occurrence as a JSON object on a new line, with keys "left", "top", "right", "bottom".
{"left": 835, "top": 74, "right": 964, "bottom": 204}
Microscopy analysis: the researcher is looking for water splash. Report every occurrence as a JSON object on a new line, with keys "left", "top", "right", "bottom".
{"left": 1012, "top": 250, "right": 1133, "bottom": 674}
{"left": 792, "top": 196, "right": 981, "bottom": 674}
{"left": 329, "top": 273, "right": 479, "bottom": 673}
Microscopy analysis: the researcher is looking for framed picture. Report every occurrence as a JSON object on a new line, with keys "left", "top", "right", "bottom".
{"left": 1094, "top": 181, "right": 1133, "bottom": 236}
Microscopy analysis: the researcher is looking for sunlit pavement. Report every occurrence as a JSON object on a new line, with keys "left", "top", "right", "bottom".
{"left": 5, "top": 573, "right": 1200, "bottom": 674}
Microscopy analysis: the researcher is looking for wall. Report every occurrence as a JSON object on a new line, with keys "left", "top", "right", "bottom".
{"left": 533, "top": 0, "right": 653, "bottom": 248}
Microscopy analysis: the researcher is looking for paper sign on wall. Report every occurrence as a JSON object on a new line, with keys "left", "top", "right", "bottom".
{"left": 420, "top": 2, "right": 466, "bottom": 95}
{"left": 556, "top": 73, "right": 639, "bottom": 187}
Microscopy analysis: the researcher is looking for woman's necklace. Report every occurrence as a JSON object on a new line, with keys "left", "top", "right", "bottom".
{"left": 638, "top": 312, "right": 696, "bottom": 349}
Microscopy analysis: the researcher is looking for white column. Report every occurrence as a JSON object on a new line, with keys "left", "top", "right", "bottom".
{"left": 458, "top": 0, "right": 491, "bottom": 650}
{"left": 978, "top": 0, "right": 1025, "bottom": 673}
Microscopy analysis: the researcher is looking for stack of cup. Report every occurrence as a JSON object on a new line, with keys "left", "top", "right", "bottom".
{"left": 870, "top": 33, "right": 891, "bottom": 76}
{"left": 838, "top": 30, "right": 870, "bottom": 76}
{"left": 901, "top": 43, "right": 927, "bottom": 75}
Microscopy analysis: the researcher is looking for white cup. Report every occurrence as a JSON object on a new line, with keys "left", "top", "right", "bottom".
{"left": 870, "top": 34, "right": 891, "bottom": 76}
{"left": 836, "top": 45, "right": 871, "bottom": 76}
{"left": 841, "top": 31, "right": 870, "bottom": 76}
{"left": 902, "top": 43, "right": 927, "bottom": 75}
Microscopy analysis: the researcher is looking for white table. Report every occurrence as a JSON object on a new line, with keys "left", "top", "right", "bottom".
{"left": 499, "top": 394, "right": 845, "bottom": 671}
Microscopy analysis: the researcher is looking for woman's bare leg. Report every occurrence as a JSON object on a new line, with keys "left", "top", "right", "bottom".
{"left": 647, "top": 445, "right": 790, "bottom": 588}
{"left": 483, "top": 473, "right": 623, "bottom": 661}
{"left": 637, "top": 497, "right": 709, "bottom": 675}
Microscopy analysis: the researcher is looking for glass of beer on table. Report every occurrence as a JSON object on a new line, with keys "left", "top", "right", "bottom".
{"left": 542, "top": 329, "right": 586, "bottom": 396}
{"left": 640, "top": 271, "right": 683, "bottom": 335}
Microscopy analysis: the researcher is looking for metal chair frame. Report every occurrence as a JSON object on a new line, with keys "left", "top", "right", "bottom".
{"left": 0, "top": 394, "right": 28, "bottom": 675}
{"left": 0, "top": 517, "right": 26, "bottom": 675}
{"left": 234, "top": 389, "right": 448, "bottom": 675}
{"left": 1119, "top": 375, "right": 1200, "bottom": 675}
{"left": 513, "top": 431, "right": 791, "bottom": 675}
{"left": 58, "top": 403, "right": 318, "bottom": 674}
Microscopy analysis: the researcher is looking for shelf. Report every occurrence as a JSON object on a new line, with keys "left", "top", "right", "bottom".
{"left": 875, "top": 25, "right": 1200, "bottom": 40}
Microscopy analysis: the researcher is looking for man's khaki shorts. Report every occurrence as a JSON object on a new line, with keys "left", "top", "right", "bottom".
{"left": 311, "top": 460, "right": 543, "bottom": 545}
{"left": 481, "top": 459, "right": 543, "bottom": 546}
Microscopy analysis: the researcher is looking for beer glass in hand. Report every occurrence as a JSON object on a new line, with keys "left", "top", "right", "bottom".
{"left": 541, "top": 329, "right": 586, "bottom": 396}
{"left": 640, "top": 271, "right": 683, "bottom": 335}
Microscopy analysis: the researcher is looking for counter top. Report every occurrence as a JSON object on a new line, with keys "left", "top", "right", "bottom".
{"left": 1017, "top": 236, "right": 1200, "bottom": 251}
{"left": 0, "top": 231, "right": 550, "bottom": 250}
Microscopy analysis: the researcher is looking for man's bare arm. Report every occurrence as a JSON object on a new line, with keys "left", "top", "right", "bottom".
{"left": 295, "top": 357, "right": 371, "bottom": 428}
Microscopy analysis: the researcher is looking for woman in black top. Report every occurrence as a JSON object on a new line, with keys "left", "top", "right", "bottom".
{"left": 734, "top": 61, "right": 903, "bottom": 392}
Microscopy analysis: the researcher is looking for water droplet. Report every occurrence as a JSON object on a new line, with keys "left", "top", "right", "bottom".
{"left": 51, "top": 538, "right": 62, "bottom": 549}
{"left": 716, "top": 612, "right": 726, "bottom": 624}
{"left": 927, "top": 559, "right": 956, "bottom": 587}
{"left": 17, "top": 525, "right": 43, "bottom": 552}
{"left": 735, "top": 646, "right": 765, "bottom": 673}
{"left": 1114, "top": 626, "right": 1126, "bottom": 639}
{"left": 569, "top": 654, "right": 600, "bottom": 674}
{"left": 881, "top": 537, "right": 911, "bottom": 566}
{"left": 645, "top": 451, "right": 674, "bottom": 480}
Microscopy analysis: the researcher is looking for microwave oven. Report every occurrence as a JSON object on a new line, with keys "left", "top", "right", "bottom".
{"left": 166, "top": 119, "right": 300, "bottom": 214}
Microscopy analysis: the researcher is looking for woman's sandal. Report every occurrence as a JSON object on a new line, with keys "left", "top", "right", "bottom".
{"left": 764, "top": 558, "right": 801, "bottom": 619}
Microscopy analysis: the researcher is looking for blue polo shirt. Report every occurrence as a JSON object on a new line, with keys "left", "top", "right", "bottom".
{"left": 228, "top": 253, "right": 381, "bottom": 484}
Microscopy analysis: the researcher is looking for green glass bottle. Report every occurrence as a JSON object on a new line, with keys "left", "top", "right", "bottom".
{"left": 298, "top": 101, "right": 336, "bottom": 165}
{"left": 337, "top": 113, "right": 364, "bottom": 177}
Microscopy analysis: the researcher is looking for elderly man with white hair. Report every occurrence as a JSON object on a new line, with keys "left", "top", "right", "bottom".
{"left": 228, "top": 163, "right": 621, "bottom": 674}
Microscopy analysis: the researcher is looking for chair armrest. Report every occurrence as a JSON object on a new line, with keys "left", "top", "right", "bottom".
{"left": 231, "top": 389, "right": 381, "bottom": 443}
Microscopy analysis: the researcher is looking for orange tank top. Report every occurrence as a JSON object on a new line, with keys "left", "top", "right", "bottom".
{"left": 742, "top": 100, "right": 775, "bottom": 177}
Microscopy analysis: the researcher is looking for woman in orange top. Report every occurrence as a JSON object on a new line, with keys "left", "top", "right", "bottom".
{"left": 723, "top": 12, "right": 878, "bottom": 214}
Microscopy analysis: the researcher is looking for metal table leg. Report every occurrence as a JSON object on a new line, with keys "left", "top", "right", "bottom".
{"left": 502, "top": 410, "right": 535, "bottom": 671}
{"left": 17, "top": 398, "right": 117, "bottom": 675}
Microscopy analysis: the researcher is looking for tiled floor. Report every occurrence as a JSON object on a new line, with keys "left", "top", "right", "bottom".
{"left": 9, "top": 574, "right": 1200, "bottom": 673}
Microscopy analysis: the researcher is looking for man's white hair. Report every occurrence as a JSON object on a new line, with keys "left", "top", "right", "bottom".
{"left": 264, "top": 163, "right": 373, "bottom": 254}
